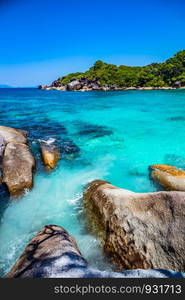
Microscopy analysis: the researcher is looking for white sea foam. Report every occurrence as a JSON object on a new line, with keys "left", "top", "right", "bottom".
{"left": 38, "top": 137, "right": 56, "bottom": 144}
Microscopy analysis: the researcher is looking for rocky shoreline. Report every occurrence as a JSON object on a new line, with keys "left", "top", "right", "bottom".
{"left": 0, "top": 126, "right": 61, "bottom": 197}
{"left": 6, "top": 225, "right": 185, "bottom": 278}
{"left": 39, "top": 78, "right": 185, "bottom": 92}
{"left": 1, "top": 126, "right": 185, "bottom": 277}
{"left": 39, "top": 51, "right": 185, "bottom": 92}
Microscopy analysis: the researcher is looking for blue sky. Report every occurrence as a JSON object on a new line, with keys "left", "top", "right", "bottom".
{"left": 0, "top": 0, "right": 185, "bottom": 87}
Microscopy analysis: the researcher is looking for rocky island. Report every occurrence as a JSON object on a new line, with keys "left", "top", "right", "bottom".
{"left": 39, "top": 50, "right": 185, "bottom": 91}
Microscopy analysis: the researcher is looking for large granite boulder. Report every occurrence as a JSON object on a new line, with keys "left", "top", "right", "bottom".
{"left": 2, "top": 143, "right": 35, "bottom": 196}
{"left": 6, "top": 225, "right": 185, "bottom": 278}
{"left": 0, "top": 126, "right": 27, "bottom": 144}
{"left": 0, "top": 126, "right": 35, "bottom": 197}
{"left": 66, "top": 78, "right": 105, "bottom": 91}
{"left": 40, "top": 141, "right": 59, "bottom": 170}
{"left": 83, "top": 180, "right": 185, "bottom": 272}
{"left": 173, "top": 81, "right": 182, "bottom": 88}
{"left": 66, "top": 80, "right": 82, "bottom": 91}
{"left": 150, "top": 164, "right": 185, "bottom": 191}
{"left": 51, "top": 79, "right": 63, "bottom": 88}
{"left": 6, "top": 225, "right": 87, "bottom": 278}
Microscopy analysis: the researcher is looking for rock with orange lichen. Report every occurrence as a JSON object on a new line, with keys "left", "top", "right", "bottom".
{"left": 150, "top": 164, "right": 185, "bottom": 191}
{"left": 40, "top": 141, "right": 59, "bottom": 170}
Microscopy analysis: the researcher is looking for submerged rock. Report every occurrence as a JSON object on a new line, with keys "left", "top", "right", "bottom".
{"left": 0, "top": 126, "right": 35, "bottom": 197}
{"left": 6, "top": 225, "right": 185, "bottom": 278}
{"left": 83, "top": 180, "right": 185, "bottom": 272}
{"left": 164, "top": 154, "right": 185, "bottom": 169}
{"left": 150, "top": 164, "right": 185, "bottom": 191}
{"left": 60, "top": 139, "right": 80, "bottom": 155}
{"left": 168, "top": 116, "right": 185, "bottom": 121}
{"left": 24, "top": 120, "right": 67, "bottom": 142}
{"left": 40, "top": 141, "right": 59, "bottom": 170}
{"left": 77, "top": 123, "right": 113, "bottom": 138}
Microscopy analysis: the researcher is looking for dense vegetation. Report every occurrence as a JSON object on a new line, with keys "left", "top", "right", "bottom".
{"left": 58, "top": 50, "right": 185, "bottom": 88}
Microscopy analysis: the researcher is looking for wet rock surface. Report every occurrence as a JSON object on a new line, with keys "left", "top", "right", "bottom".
{"left": 83, "top": 180, "right": 185, "bottom": 272}
{"left": 0, "top": 182, "right": 9, "bottom": 220}
{"left": 6, "top": 225, "right": 185, "bottom": 278}
{"left": 40, "top": 141, "right": 59, "bottom": 170}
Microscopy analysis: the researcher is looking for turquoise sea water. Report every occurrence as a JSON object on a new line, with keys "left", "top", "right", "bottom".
{"left": 0, "top": 88, "right": 185, "bottom": 276}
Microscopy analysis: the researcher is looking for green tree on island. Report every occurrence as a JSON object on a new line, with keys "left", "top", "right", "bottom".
{"left": 58, "top": 50, "right": 185, "bottom": 88}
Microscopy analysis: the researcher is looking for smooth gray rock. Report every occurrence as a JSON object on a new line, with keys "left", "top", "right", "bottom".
{"left": 66, "top": 80, "right": 82, "bottom": 91}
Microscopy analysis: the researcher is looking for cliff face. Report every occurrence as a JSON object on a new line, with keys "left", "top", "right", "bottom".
{"left": 39, "top": 50, "right": 185, "bottom": 91}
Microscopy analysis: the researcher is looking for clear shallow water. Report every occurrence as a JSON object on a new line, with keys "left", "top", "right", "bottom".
{"left": 0, "top": 88, "right": 185, "bottom": 276}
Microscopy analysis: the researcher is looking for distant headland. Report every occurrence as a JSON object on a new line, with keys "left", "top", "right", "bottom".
{"left": 39, "top": 50, "right": 185, "bottom": 91}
